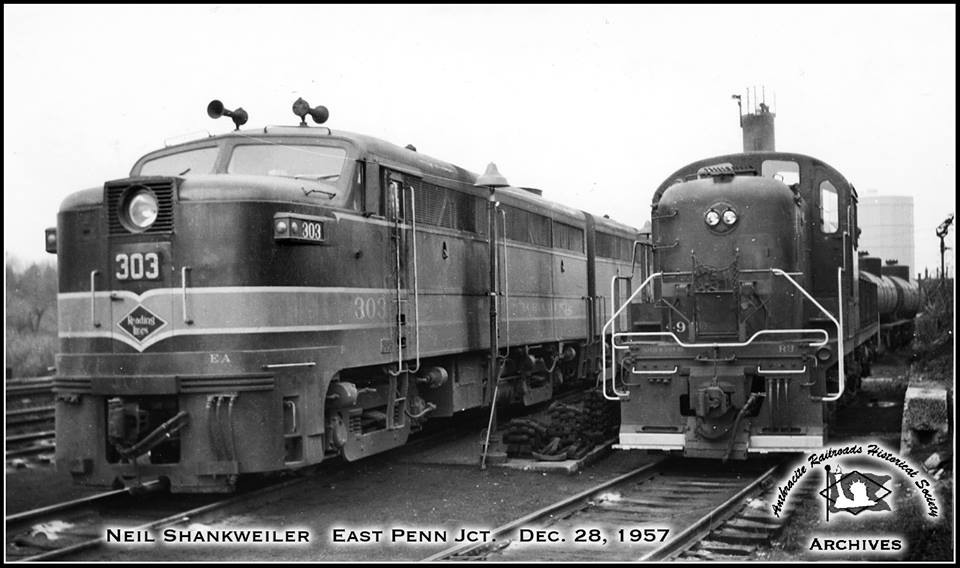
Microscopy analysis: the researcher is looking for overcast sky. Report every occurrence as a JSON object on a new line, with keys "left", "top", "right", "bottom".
{"left": 4, "top": 4, "right": 956, "bottom": 274}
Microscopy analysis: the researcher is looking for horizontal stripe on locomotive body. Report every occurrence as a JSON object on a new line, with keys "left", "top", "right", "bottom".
{"left": 55, "top": 345, "right": 335, "bottom": 380}
{"left": 58, "top": 286, "right": 590, "bottom": 353}
{"left": 54, "top": 199, "right": 638, "bottom": 294}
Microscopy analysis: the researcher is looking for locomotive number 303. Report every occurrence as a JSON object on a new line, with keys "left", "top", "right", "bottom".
{"left": 354, "top": 297, "right": 387, "bottom": 320}
{"left": 115, "top": 252, "right": 161, "bottom": 280}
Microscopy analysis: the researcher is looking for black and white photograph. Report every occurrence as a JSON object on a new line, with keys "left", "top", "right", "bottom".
{"left": 4, "top": 3, "right": 955, "bottom": 563}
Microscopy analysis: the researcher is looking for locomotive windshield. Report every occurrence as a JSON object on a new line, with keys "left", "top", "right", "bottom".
{"left": 226, "top": 143, "right": 348, "bottom": 183}
{"left": 140, "top": 146, "right": 218, "bottom": 177}
{"left": 137, "top": 142, "right": 350, "bottom": 188}
{"left": 761, "top": 159, "right": 800, "bottom": 186}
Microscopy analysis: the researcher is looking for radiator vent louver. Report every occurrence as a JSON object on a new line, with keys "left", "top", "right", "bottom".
{"left": 106, "top": 178, "right": 176, "bottom": 235}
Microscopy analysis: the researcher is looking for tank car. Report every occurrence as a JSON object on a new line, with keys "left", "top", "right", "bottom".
{"left": 608, "top": 153, "right": 879, "bottom": 460}
{"left": 864, "top": 258, "right": 921, "bottom": 349}
{"left": 46, "top": 99, "right": 646, "bottom": 492}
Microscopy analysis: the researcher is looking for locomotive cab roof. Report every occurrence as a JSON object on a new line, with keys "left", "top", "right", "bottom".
{"left": 125, "top": 126, "right": 639, "bottom": 232}
{"left": 652, "top": 151, "right": 855, "bottom": 207}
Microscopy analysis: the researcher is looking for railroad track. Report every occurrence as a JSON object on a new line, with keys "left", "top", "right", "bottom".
{"left": 6, "top": 430, "right": 56, "bottom": 460}
{"left": 6, "top": 379, "right": 57, "bottom": 463}
{"left": 6, "top": 405, "right": 55, "bottom": 429}
{"left": 4, "top": 477, "right": 310, "bottom": 561}
{"left": 425, "top": 457, "right": 787, "bottom": 562}
{"left": 5, "top": 378, "right": 55, "bottom": 401}
{"left": 6, "top": 378, "right": 56, "bottom": 437}
{"left": 3, "top": 416, "right": 505, "bottom": 561}
{"left": 669, "top": 473, "right": 819, "bottom": 561}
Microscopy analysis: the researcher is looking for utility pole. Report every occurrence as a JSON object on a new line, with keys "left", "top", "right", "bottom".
{"left": 936, "top": 214, "right": 954, "bottom": 284}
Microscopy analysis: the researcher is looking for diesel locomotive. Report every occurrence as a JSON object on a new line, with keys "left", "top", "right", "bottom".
{"left": 605, "top": 152, "right": 920, "bottom": 461}
{"left": 46, "top": 99, "right": 646, "bottom": 492}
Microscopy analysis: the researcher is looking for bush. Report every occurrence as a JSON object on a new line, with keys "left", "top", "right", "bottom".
{"left": 6, "top": 332, "right": 57, "bottom": 378}
{"left": 915, "top": 278, "right": 953, "bottom": 348}
{"left": 5, "top": 259, "right": 58, "bottom": 378}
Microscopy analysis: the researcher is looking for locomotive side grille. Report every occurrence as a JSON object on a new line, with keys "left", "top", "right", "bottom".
{"left": 596, "top": 232, "right": 633, "bottom": 260}
{"left": 554, "top": 222, "right": 585, "bottom": 253}
{"left": 178, "top": 375, "right": 275, "bottom": 393}
{"left": 106, "top": 178, "right": 176, "bottom": 235}
{"left": 415, "top": 182, "right": 485, "bottom": 234}
{"left": 502, "top": 204, "right": 552, "bottom": 247}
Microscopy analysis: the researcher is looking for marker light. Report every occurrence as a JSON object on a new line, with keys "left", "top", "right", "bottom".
{"left": 274, "top": 212, "right": 327, "bottom": 244}
{"left": 45, "top": 227, "right": 57, "bottom": 254}
{"left": 704, "top": 210, "right": 721, "bottom": 227}
{"left": 722, "top": 209, "right": 738, "bottom": 225}
{"left": 126, "top": 189, "right": 158, "bottom": 230}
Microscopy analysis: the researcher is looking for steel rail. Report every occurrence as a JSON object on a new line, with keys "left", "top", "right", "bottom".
{"left": 422, "top": 459, "right": 665, "bottom": 561}
{"left": 639, "top": 463, "right": 780, "bottom": 561}
{"left": 15, "top": 477, "right": 310, "bottom": 562}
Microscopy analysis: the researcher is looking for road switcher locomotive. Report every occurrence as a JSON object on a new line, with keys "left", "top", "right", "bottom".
{"left": 46, "top": 99, "right": 646, "bottom": 492}
{"left": 604, "top": 152, "right": 920, "bottom": 461}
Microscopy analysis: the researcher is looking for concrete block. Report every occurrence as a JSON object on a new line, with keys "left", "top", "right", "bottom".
{"left": 923, "top": 452, "right": 947, "bottom": 471}
{"left": 900, "top": 386, "right": 950, "bottom": 456}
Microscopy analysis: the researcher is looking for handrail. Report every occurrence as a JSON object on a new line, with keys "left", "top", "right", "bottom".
{"left": 770, "top": 268, "right": 843, "bottom": 401}
{"left": 631, "top": 365, "right": 679, "bottom": 375}
{"left": 90, "top": 270, "right": 100, "bottom": 328}
{"left": 393, "top": 184, "right": 404, "bottom": 374}
{"left": 613, "top": 328, "right": 829, "bottom": 350}
{"left": 284, "top": 399, "right": 297, "bottom": 434}
{"left": 596, "top": 296, "right": 606, "bottom": 344}
{"left": 181, "top": 266, "right": 193, "bottom": 324}
{"left": 407, "top": 183, "right": 421, "bottom": 373}
{"left": 601, "top": 268, "right": 845, "bottom": 402}
{"left": 610, "top": 274, "right": 633, "bottom": 337}
{"left": 756, "top": 365, "right": 808, "bottom": 375}
{"left": 601, "top": 271, "right": 662, "bottom": 400}
{"left": 389, "top": 183, "right": 421, "bottom": 376}
{"left": 498, "top": 208, "right": 510, "bottom": 356}
{"left": 583, "top": 296, "right": 593, "bottom": 345}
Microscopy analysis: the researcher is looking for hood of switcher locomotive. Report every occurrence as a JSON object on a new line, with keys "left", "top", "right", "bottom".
{"left": 652, "top": 173, "right": 805, "bottom": 339}
{"left": 53, "top": 131, "right": 365, "bottom": 355}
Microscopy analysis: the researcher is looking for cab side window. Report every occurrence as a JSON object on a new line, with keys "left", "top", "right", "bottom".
{"left": 820, "top": 180, "right": 839, "bottom": 233}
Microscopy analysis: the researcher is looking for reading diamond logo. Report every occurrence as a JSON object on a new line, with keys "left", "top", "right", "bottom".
{"left": 117, "top": 305, "right": 167, "bottom": 343}
{"left": 820, "top": 466, "right": 892, "bottom": 518}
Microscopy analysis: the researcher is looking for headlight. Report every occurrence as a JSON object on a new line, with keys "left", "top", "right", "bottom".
{"left": 126, "top": 190, "right": 159, "bottom": 230}
{"left": 816, "top": 347, "right": 833, "bottom": 361}
{"left": 704, "top": 210, "right": 721, "bottom": 226}
{"left": 722, "top": 209, "right": 738, "bottom": 225}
